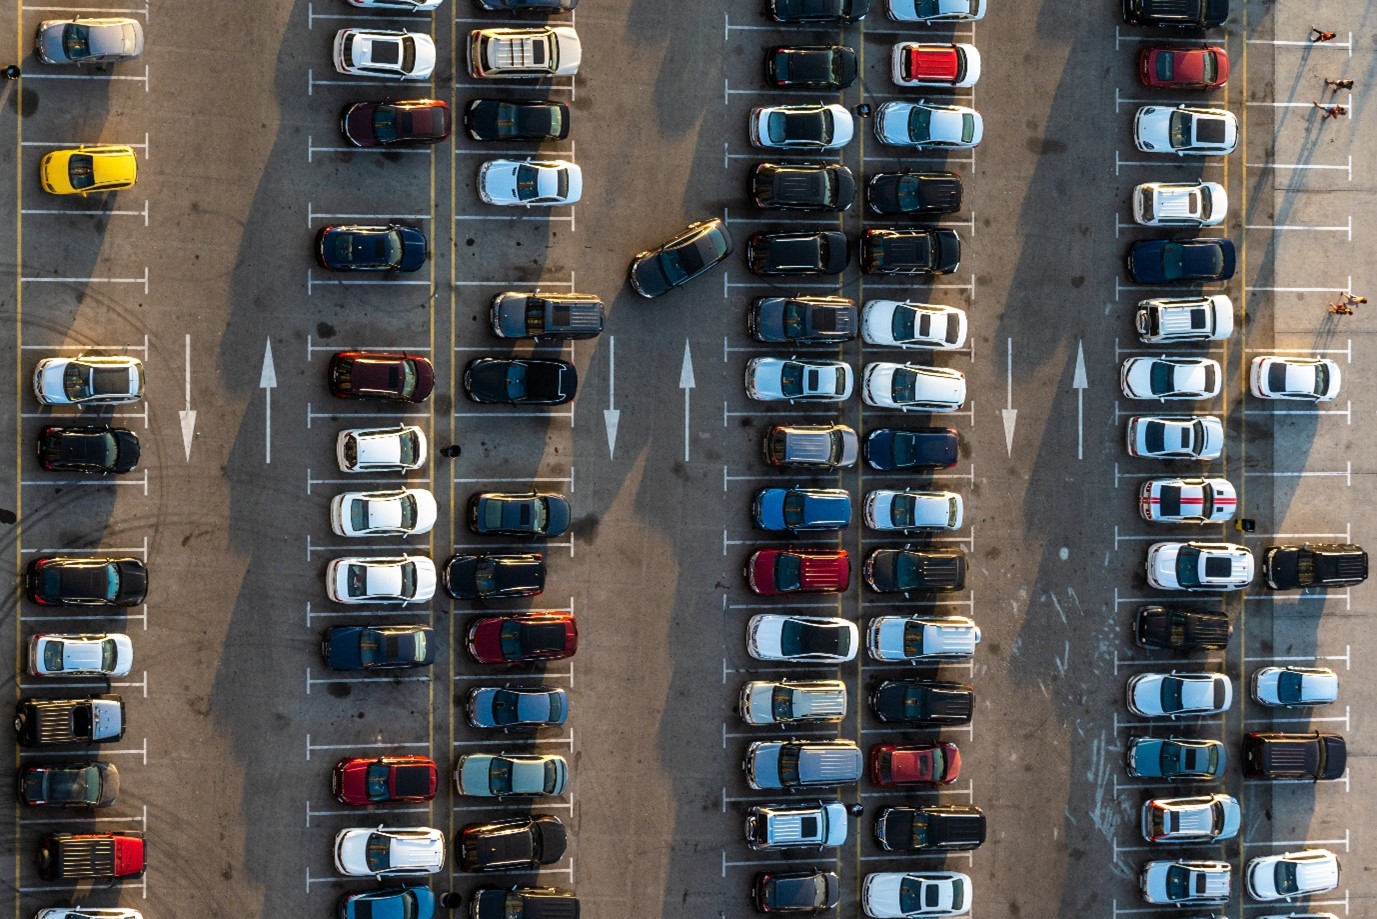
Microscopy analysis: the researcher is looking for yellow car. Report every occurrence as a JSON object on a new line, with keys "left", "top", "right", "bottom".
{"left": 40, "top": 145, "right": 137, "bottom": 195}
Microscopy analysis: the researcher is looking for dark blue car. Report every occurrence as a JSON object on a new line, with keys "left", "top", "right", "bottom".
{"left": 316, "top": 223, "right": 428, "bottom": 272}
{"left": 1126, "top": 736, "right": 1226, "bottom": 780}
{"left": 865, "top": 427, "right": 959, "bottom": 471}
{"left": 338, "top": 884, "right": 436, "bottom": 919}
{"left": 1126, "top": 237, "right": 1235, "bottom": 284}
{"left": 753, "top": 487, "right": 851, "bottom": 532}
{"left": 321, "top": 624, "right": 436, "bottom": 671}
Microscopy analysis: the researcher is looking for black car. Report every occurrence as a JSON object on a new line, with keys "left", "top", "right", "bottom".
{"left": 1135, "top": 606, "right": 1231, "bottom": 651}
{"left": 37, "top": 425, "right": 139, "bottom": 474}
{"left": 444, "top": 554, "right": 546, "bottom": 600}
{"left": 465, "top": 99, "right": 571, "bottom": 142}
{"left": 464, "top": 358, "right": 578, "bottom": 405}
{"left": 628, "top": 218, "right": 734, "bottom": 298}
{"left": 321, "top": 625, "right": 436, "bottom": 671}
{"left": 1243, "top": 731, "right": 1346, "bottom": 781}
{"left": 477, "top": 0, "right": 577, "bottom": 9}
{"left": 751, "top": 163, "right": 855, "bottom": 211}
{"left": 861, "top": 228, "right": 960, "bottom": 275}
{"left": 871, "top": 679, "right": 974, "bottom": 725}
{"left": 490, "top": 291, "right": 604, "bottom": 340}
{"left": 26, "top": 556, "right": 147, "bottom": 607}
{"left": 747, "top": 231, "right": 848, "bottom": 276}
{"left": 864, "top": 548, "right": 967, "bottom": 593}
{"left": 765, "top": 45, "right": 857, "bottom": 89}
{"left": 1123, "top": 0, "right": 1226, "bottom": 27}
{"left": 460, "top": 816, "right": 568, "bottom": 872}
{"left": 752, "top": 869, "right": 840, "bottom": 914}
{"left": 769, "top": 0, "right": 870, "bottom": 23}
{"left": 467, "top": 685, "right": 569, "bottom": 729}
{"left": 1263, "top": 543, "right": 1368, "bottom": 590}
{"left": 864, "top": 427, "right": 958, "bottom": 470}
{"left": 749, "top": 296, "right": 856, "bottom": 344}
{"left": 469, "top": 492, "right": 571, "bottom": 538}
{"left": 1127, "top": 237, "right": 1235, "bottom": 284}
{"left": 341, "top": 98, "right": 452, "bottom": 147}
{"left": 867, "top": 171, "right": 962, "bottom": 216}
{"left": 874, "top": 805, "right": 986, "bottom": 851}
{"left": 18, "top": 762, "right": 119, "bottom": 807}
{"left": 469, "top": 887, "right": 579, "bottom": 919}
{"left": 316, "top": 224, "right": 428, "bottom": 272}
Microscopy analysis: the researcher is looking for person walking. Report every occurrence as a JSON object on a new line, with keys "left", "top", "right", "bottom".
{"left": 1329, "top": 302, "right": 1355, "bottom": 316}
{"left": 1325, "top": 77, "right": 1355, "bottom": 91}
{"left": 1313, "top": 101, "right": 1348, "bottom": 119}
{"left": 1310, "top": 26, "right": 1338, "bottom": 42}
{"left": 2, "top": 65, "right": 19, "bottom": 80}
{"left": 440, "top": 444, "right": 462, "bottom": 458}
{"left": 1342, "top": 291, "right": 1367, "bottom": 306}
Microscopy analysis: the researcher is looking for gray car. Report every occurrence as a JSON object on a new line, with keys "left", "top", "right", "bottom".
{"left": 36, "top": 18, "right": 144, "bottom": 64}
{"left": 744, "top": 739, "right": 863, "bottom": 791}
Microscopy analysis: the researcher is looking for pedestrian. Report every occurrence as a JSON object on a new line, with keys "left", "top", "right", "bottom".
{"left": 2, "top": 64, "right": 19, "bottom": 80}
{"left": 440, "top": 444, "right": 462, "bottom": 458}
{"left": 1313, "top": 101, "right": 1347, "bottom": 119}
{"left": 853, "top": 103, "right": 871, "bottom": 118}
{"left": 1343, "top": 291, "right": 1367, "bottom": 306}
{"left": 1325, "top": 77, "right": 1355, "bottom": 91}
{"left": 848, "top": 803, "right": 864, "bottom": 818}
{"left": 439, "top": 893, "right": 462, "bottom": 910}
{"left": 1310, "top": 26, "right": 1338, "bottom": 42}
{"left": 1329, "top": 303, "right": 1354, "bottom": 315}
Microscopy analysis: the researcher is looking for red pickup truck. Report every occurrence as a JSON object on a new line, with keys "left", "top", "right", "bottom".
{"left": 38, "top": 832, "right": 145, "bottom": 880}
{"left": 746, "top": 548, "right": 850, "bottom": 596}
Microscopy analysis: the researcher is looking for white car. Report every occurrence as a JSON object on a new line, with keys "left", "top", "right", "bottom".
{"left": 867, "top": 615, "right": 980, "bottom": 662}
{"left": 1146, "top": 541, "right": 1253, "bottom": 591}
{"left": 862, "top": 363, "right": 965, "bottom": 411}
{"left": 862, "top": 871, "right": 971, "bottom": 918}
{"left": 1249, "top": 356, "right": 1341, "bottom": 402}
{"left": 864, "top": 489, "right": 962, "bottom": 531}
{"left": 890, "top": 43, "right": 981, "bottom": 88}
{"left": 1140, "top": 859, "right": 1232, "bottom": 906}
{"left": 886, "top": 0, "right": 985, "bottom": 21}
{"left": 347, "top": 0, "right": 443, "bottom": 9}
{"left": 739, "top": 679, "right": 847, "bottom": 724}
{"left": 326, "top": 555, "right": 437, "bottom": 604}
{"left": 1121, "top": 357, "right": 1221, "bottom": 400}
{"left": 332, "top": 29, "right": 436, "bottom": 80}
{"left": 1127, "top": 672, "right": 1233, "bottom": 718}
{"left": 747, "top": 614, "right": 858, "bottom": 663}
{"left": 874, "top": 102, "right": 982, "bottom": 149}
{"left": 1252, "top": 666, "right": 1339, "bottom": 707}
{"left": 745, "top": 358, "right": 853, "bottom": 402}
{"left": 862, "top": 301, "right": 967, "bottom": 349}
{"left": 1140, "top": 793, "right": 1241, "bottom": 843}
{"left": 1134, "top": 105, "right": 1238, "bottom": 155}
{"left": 749, "top": 104, "right": 854, "bottom": 150}
{"left": 34, "top": 355, "right": 143, "bottom": 406}
{"left": 334, "top": 826, "right": 445, "bottom": 877}
{"left": 337, "top": 425, "right": 427, "bottom": 473}
{"left": 1138, "top": 477, "right": 1236, "bottom": 524}
{"left": 1136, "top": 295, "right": 1233, "bottom": 343}
{"left": 1126, "top": 415, "right": 1223, "bottom": 460}
{"left": 478, "top": 159, "right": 581, "bottom": 206}
{"left": 331, "top": 489, "right": 438, "bottom": 537}
{"left": 1133, "top": 181, "right": 1227, "bottom": 227}
{"left": 1246, "top": 849, "right": 1340, "bottom": 902}
{"left": 29, "top": 633, "right": 133, "bottom": 677}
{"left": 35, "top": 18, "right": 145, "bottom": 64}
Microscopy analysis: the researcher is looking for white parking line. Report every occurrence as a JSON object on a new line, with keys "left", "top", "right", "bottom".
{"left": 22, "top": 536, "right": 147, "bottom": 557}
{"left": 306, "top": 404, "right": 429, "bottom": 429}
{"left": 1245, "top": 707, "right": 1350, "bottom": 730}
{"left": 1240, "top": 525, "right": 1350, "bottom": 541}
{"left": 1246, "top": 156, "right": 1352, "bottom": 178}
{"left": 860, "top": 723, "right": 972, "bottom": 737}
{"left": 22, "top": 335, "right": 149, "bottom": 352}
{"left": 454, "top": 277, "right": 576, "bottom": 289}
{"left": 722, "top": 852, "right": 810, "bottom": 876}
{"left": 306, "top": 733, "right": 430, "bottom": 760}
{"left": 24, "top": 267, "right": 148, "bottom": 293}
{"left": 1246, "top": 402, "right": 1351, "bottom": 422}
{"left": 1247, "top": 35, "right": 1352, "bottom": 51}
{"left": 22, "top": 470, "right": 149, "bottom": 495}
{"left": 1244, "top": 342, "right": 1351, "bottom": 360}
{"left": 452, "top": 474, "right": 573, "bottom": 485}
{"left": 22, "top": 133, "right": 149, "bottom": 157}
{"left": 309, "top": 68, "right": 438, "bottom": 94}
{"left": 24, "top": 2, "right": 148, "bottom": 18}
{"left": 305, "top": 534, "right": 433, "bottom": 558}
{"left": 454, "top": 734, "right": 575, "bottom": 747}
{"left": 307, "top": 667, "right": 431, "bottom": 694}
{"left": 1113, "top": 87, "right": 1199, "bottom": 113}
{"left": 305, "top": 334, "right": 433, "bottom": 359}
{"left": 455, "top": 800, "right": 573, "bottom": 812}
{"left": 18, "top": 671, "right": 148, "bottom": 698}
{"left": 858, "top": 850, "right": 972, "bottom": 862}
{"left": 1244, "top": 463, "right": 1350, "bottom": 483}
{"left": 309, "top": 271, "right": 432, "bottom": 294}
{"left": 306, "top": 800, "right": 431, "bottom": 827}
{"left": 23, "top": 737, "right": 146, "bottom": 764}
{"left": 859, "top": 780, "right": 973, "bottom": 800}
{"left": 454, "top": 145, "right": 575, "bottom": 157}
{"left": 1115, "top": 712, "right": 1222, "bottom": 731}
{"left": 1246, "top": 216, "right": 1352, "bottom": 238}
{"left": 1114, "top": 650, "right": 1222, "bottom": 674}
{"left": 453, "top": 864, "right": 574, "bottom": 877}
{"left": 306, "top": 602, "right": 429, "bottom": 625}
{"left": 308, "top": 205, "right": 433, "bottom": 227}
{"left": 308, "top": 468, "right": 431, "bottom": 495}
{"left": 727, "top": 600, "right": 844, "bottom": 612}
{"left": 453, "top": 408, "right": 575, "bottom": 421}
{"left": 453, "top": 81, "right": 574, "bottom": 96}
{"left": 1243, "top": 646, "right": 1350, "bottom": 669}
{"left": 452, "top": 669, "right": 573, "bottom": 684}
{"left": 23, "top": 199, "right": 149, "bottom": 225}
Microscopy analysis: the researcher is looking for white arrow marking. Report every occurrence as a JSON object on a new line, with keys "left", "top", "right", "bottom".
{"left": 679, "top": 341, "right": 696, "bottom": 462}
{"left": 1073, "top": 340, "right": 1088, "bottom": 460}
{"left": 178, "top": 333, "right": 195, "bottom": 461}
{"left": 602, "top": 335, "right": 619, "bottom": 458}
{"left": 260, "top": 338, "right": 277, "bottom": 464}
{"left": 1000, "top": 338, "right": 1017, "bottom": 457}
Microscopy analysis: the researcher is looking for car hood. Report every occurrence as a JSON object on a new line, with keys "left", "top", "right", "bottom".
{"left": 748, "top": 743, "right": 783, "bottom": 787}
{"left": 467, "top": 618, "right": 506, "bottom": 662}
{"left": 459, "top": 756, "right": 494, "bottom": 793}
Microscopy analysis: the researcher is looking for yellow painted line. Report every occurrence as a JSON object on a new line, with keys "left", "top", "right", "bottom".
{"left": 12, "top": 6, "right": 23, "bottom": 916}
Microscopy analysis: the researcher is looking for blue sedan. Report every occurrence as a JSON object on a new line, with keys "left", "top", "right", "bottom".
{"left": 1127, "top": 237, "right": 1234, "bottom": 284}
{"left": 752, "top": 487, "right": 851, "bottom": 532}
{"left": 316, "top": 223, "right": 427, "bottom": 272}
{"left": 338, "top": 884, "right": 435, "bottom": 919}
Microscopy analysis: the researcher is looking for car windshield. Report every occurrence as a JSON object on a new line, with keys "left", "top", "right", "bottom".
{"left": 371, "top": 107, "right": 400, "bottom": 143}
{"left": 397, "top": 430, "right": 420, "bottom": 465}
{"left": 889, "top": 494, "right": 916, "bottom": 527}
{"left": 659, "top": 235, "right": 707, "bottom": 285}
{"left": 365, "top": 833, "right": 392, "bottom": 872}
{"left": 1201, "top": 53, "right": 1218, "bottom": 82}
{"left": 343, "top": 436, "right": 358, "bottom": 467}
{"left": 1164, "top": 865, "right": 1190, "bottom": 899}
{"left": 399, "top": 563, "right": 416, "bottom": 597}
{"left": 888, "top": 432, "right": 917, "bottom": 466}
{"left": 490, "top": 689, "right": 522, "bottom": 726}
{"left": 398, "top": 36, "right": 416, "bottom": 72}
{"left": 892, "top": 369, "right": 917, "bottom": 404}
{"left": 892, "top": 306, "right": 919, "bottom": 339}
{"left": 489, "top": 757, "right": 513, "bottom": 794}
{"left": 1159, "top": 677, "right": 1184, "bottom": 712}
{"left": 63, "top": 362, "right": 95, "bottom": 399}
{"left": 543, "top": 759, "right": 560, "bottom": 790}
{"left": 1174, "top": 547, "right": 1204, "bottom": 588}
{"left": 1168, "top": 111, "right": 1193, "bottom": 149}
{"left": 782, "top": 492, "right": 808, "bottom": 528}
{"left": 42, "top": 641, "right": 64, "bottom": 671}
{"left": 959, "top": 114, "right": 976, "bottom": 144}
{"left": 100, "top": 638, "right": 117, "bottom": 670}
{"left": 502, "top": 363, "right": 529, "bottom": 399}
{"left": 65, "top": 154, "right": 99, "bottom": 191}
{"left": 365, "top": 762, "right": 391, "bottom": 800}
{"left": 776, "top": 746, "right": 801, "bottom": 785}
{"left": 773, "top": 553, "right": 803, "bottom": 591}
{"left": 772, "top": 685, "right": 799, "bottom": 720}
{"left": 892, "top": 178, "right": 928, "bottom": 213}
{"left": 473, "top": 558, "right": 497, "bottom": 596}
{"left": 498, "top": 620, "right": 527, "bottom": 659}
{"left": 346, "top": 565, "right": 370, "bottom": 599}
{"left": 782, "top": 302, "right": 807, "bottom": 338}
{"left": 1160, "top": 245, "right": 1184, "bottom": 279}
{"left": 1150, "top": 362, "right": 1179, "bottom": 395}
{"left": 907, "top": 106, "right": 932, "bottom": 142}
{"left": 897, "top": 878, "right": 935, "bottom": 913}
{"left": 777, "top": 362, "right": 805, "bottom": 397}
{"left": 49, "top": 765, "right": 101, "bottom": 804}
{"left": 1154, "top": 54, "right": 1175, "bottom": 81}
{"left": 1311, "top": 363, "right": 1331, "bottom": 396}
{"left": 1276, "top": 670, "right": 1305, "bottom": 704}
{"left": 1272, "top": 862, "right": 1300, "bottom": 895}
{"left": 62, "top": 23, "right": 94, "bottom": 58}
{"left": 514, "top": 164, "right": 543, "bottom": 201}
{"left": 893, "top": 552, "right": 919, "bottom": 590}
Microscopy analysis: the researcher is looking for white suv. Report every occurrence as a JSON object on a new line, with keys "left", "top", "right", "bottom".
{"left": 863, "top": 363, "right": 965, "bottom": 411}
{"left": 1133, "top": 181, "right": 1227, "bottom": 226}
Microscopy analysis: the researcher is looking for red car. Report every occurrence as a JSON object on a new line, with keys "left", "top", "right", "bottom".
{"left": 328, "top": 351, "right": 435, "bottom": 403}
{"left": 746, "top": 548, "right": 850, "bottom": 596}
{"left": 332, "top": 755, "right": 438, "bottom": 805}
{"left": 342, "top": 98, "right": 453, "bottom": 147}
{"left": 467, "top": 613, "right": 578, "bottom": 664}
{"left": 1138, "top": 46, "right": 1229, "bottom": 90}
{"left": 869, "top": 742, "right": 961, "bottom": 787}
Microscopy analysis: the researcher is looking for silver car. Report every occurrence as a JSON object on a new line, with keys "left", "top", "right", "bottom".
{"left": 1251, "top": 666, "right": 1339, "bottom": 707}
{"left": 740, "top": 679, "right": 846, "bottom": 725}
{"left": 36, "top": 18, "right": 143, "bottom": 64}
{"left": 1140, "top": 793, "right": 1240, "bottom": 843}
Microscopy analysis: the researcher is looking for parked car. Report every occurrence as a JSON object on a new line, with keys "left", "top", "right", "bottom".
{"left": 744, "top": 739, "right": 863, "bottom": 791}
{"left": 1126, "top": 415, "right": 1223, "bottom": 460}
{"left": 1139, "top": 477, "right": 1236, "bottom": 523}
{"left": 750, "top": 104, "right": 854, "bottom": 150}
{"left": 333, "top": 29, "right": 436, "bottom": 79}
{"left": 1141, "top": 793, "right": 1240, "bottom": 842}
{"left": 1136, "top": 295, "right": 1233, "bottom": 343}
{"left": 490, "top": 291, "right": 603, "bottom": 340}
{"left": 753, "top": 869, "right": 840, "bottom": 914}
{"left": 864, "top": 548, "right": 967, "bottom": 594}
{"left": 861, "top": 229, "right": 960, "bottom": 276}
{"left": 874, "top": 102, "right": 982, "bottom": 149}
{"left": 1134, "top": 105, "right": 1237, "bottom": 155}
{"left": 455, "top": 753, "right": 568, "bottom": 797}
{"left": 331, "top": 489, "right": 437, "bottom": 537}
{"left": 333, "top": 827, "right": 445, "bottom": 878}
{"left": 1140, "top": 45, "right": 1229, "bottom": 89}
{"left": 861, "top": 872, "right": 971, "bottom": 918}
{"left": 29, "top": 633, "right": 133, "bottom": 677}
{"left": 765, "top": 45, "right": 857, "bottom": 89}
{"left": 752, "top": 487, "right": 851, "bottom": 532}
{"left": 14, "top": 696, "right": 124, "bottom": 747}
{"left": 746, "top": 801, "right": 849, "bottom": 850}
{"left": 874, "top": 805, "right": 985, "bottom": 852}
{"left": 751, "top": 163, "right": 855, "bottom": 210}
{"left": 467, "top": 613, "right": 577, "bottom": 664}
{"left": 886, "top": 0, "right": 984, "bottom": 21}
{"left": 866, "top": 171, "right": 961, "bottom": 216}
{"left": 768, "top": 0, "right": 870, "bottom": 25}
{"left": 1134, "top": 606, "right": 1232, "bottom": 651}
{"left": 337, "top": 425, "right": 427, "bottom": 473}
{"left": 468, "top": 888, "right": 578, "bottom": 919}
{"left": 325, "top": 556, "right": 437, "bottom": 604}
{"left": 864, "top": 489, "right": 962, "bottom": 532}
{"left": 749, "top": 297, "right": 857, "bottom": 344}
{"left": 332, "top": 755, "right": 438, "bottom": 805}
{"left": 748, "top": 615, "right": 857, "bottom": 663}
{"left": 468, "top": 491, "right": 571, "bottom": 538}
{"left": 18, "top": 762, "right": 119, "bottom": 807}
{"left": 746, "top": 548, "right": 850, "bottom": 595}
{"left": 1252, "top": 666, "right": 1338, "bottom": 707}
{"left": 341, "top": 99, "right": 451, "bottom": 147}
{"left": 36, "top": 833, "right": 144, "bottom": 881}
{"left": 35, "top": 17, "right": 143, "bottom": 64}
{"left": 460, "top": 816, "right": 567, "bottom": 872}
{"left": 466, "top": 686, "right": 568, "bottom": 729}
{"left": 36, "top": 425, "right": 139, "bottom": 474}
{"left": 475, "top": 0, "right": 578, "bottom": 13}
{"left": 1127, "top": 671, "right": 1232, "bottom": 717}
{"left": 1249, "top": 356, "right": 1341, "bottom": 401}
{"left": 740, "top": 679, "right": 846, "bottom": 725}
{"left": 317, "top": 224, "right": 428, "bottom": 272}
{"left": 1262, "top": 543, "right": 1368, "bottom": 590}
{"left": 328, "top": 352, "right": 435, "bottom": 403}
{"left": 33, "top": 355, "right": 142, "bottom": 405}
{"left": 862, "top": 363, "right": 966, "bottom": 411}
{"left": 1126, "top": 238, "right": 1235, "bottom": 284}
{"left": 39, "top": 146, "right": 137, "bottom": 195}
{"left": 463, "top": 357, "right": 578, "bottom": 405}
{"left": 890, "top": 42, "right": 980, "bottom": 88}
{"left": 763, "top": 424, "right": 858, "bottom": 468}
{"left": 467, "top": 27, "right": 580, "bottom": 78}
{"left": 862, "top": 301, "right": 967, "bottom": 349}
{"left": 478, "top": 159, "right": 581, "bottom": 206}
{"left": 338, "top": 886, "right": 435, "bottom": 919}
{"left": 745, "top": 357, "right": 853, "bottom": 402}
{"left": 443, "top": 554, "right": 545, "bottom": 600}
{"left": 864, "top": 427, "right": 959, "bottom": 470}
{"left": 1125, "top": 736, "right": 1226, "bottom": 780}
{"left": 1140, "top": 859, "right": 1231, "bottom": 906}
{"left": 1123, "top": 0, "right": 1227, "bottom": 28}
{"left": 321, "top": 625, "right": 435, "bottom": 670}
{"left": 870, "top": 742, "right": 961, "bottom": 786}
{"left": 747, "top": 230, "right": 849, "bottom": 276}
{"left": 870, "top": 680, "right": 973, "bottom": 725}
{"left": 1246, "top": 849, "right": 1340, "bottom": 902}
{"left": 1146, "top": 541, "right": 1253, "bottom": 591}
{"left": 26, "top": 556, "right": 147, "bottom": 607}
{"left": 1243, "top": 731, "right": 1346, "bottom": 781}
{"left": 628, "top": 218, "right": 733, "bottom": 298}
{"left": 348, "top": 0, "right": 443, "bottom": 9}
{"left": 464, "top": 99, "right": 570, "bottom": 142}
{"left": 868, "top": 616, "right": 979, "bottom": 662}
{"left": 1132, "top": 180, "right": 1226, "bottom": 227}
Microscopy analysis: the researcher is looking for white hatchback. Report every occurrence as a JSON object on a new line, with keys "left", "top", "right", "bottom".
{"left": 863, "top": 363, "right": 965, "bottom": 411}
{"left": 864, "top": 489, "right": 962, "bottom": 531}
{"left": 478, "top": 159, "right": 582, "bottom": 206}
{"left": 862, "top": 301, "right": 967, "bottom": 349}
{"left": 1249, "top": 356, "right": 1341, "bottom": 402}
{"left": 326, "top": 555, "right": 437, "bottom": 604}
{"left": 331, "top": 489, "right": 438, "bottom": 537}
{"left": 29, "top": 633, "right": 133, "bottom": 677}
{"left": 332, "top": 29, "right": 436, "bottom": 80}
{"left": 334, "top": 826, "right": 445, "bottom": 877}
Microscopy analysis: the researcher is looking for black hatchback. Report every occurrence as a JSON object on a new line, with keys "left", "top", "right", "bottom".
{"left": 747, "top": 230, "right": 849, "bottom": 276}
{"left": 465, "top": 99, "right": 571, "bottom": 142}
{"left": 37, "top": 425, "right": 139, "bottom": 474}
{"left": 752, "top": 869, "right": 840, "bottom": 914}
{"left": 26, "top": 556, "right": 148, "bottom": 607}
{"left": 861, "top": 228, "right": 960, "bottom": 275}
{"left": 765, "top": 45, "right": 857, "bottom": 89}
{"left": 867, "top": 171, "right": 962, "bottom": 216}
{"left": 469, "top": 492, "right": 571, "bottom": 539}
{"left": 443, "top": 554, "right": 546, "bottom": 600}
{"left": 864, "top": 427, "right": 958, "bottom": 470}
{"left": 464, "top": 358, "right": 578, "bottom": 405}
{"left": 749, "top": 296, "right": 857, "bottom": 344}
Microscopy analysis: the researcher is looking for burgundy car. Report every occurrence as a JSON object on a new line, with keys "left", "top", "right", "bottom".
{"left": 332, "top": 755, "right": 438, "bottom": 805}
{"left": 467, "top": 613, "right": 578, "bottom": 664}
{"left": 869, "top": 742, "right": 961, "bottom": 787}
{"left": 328, "top": 351, "right": 435, "bottom": 403}
{"left": 746, "top": 548, "right": 850, "bottom": 596}
{"left": 342, "top": 98, "right": 453, "bottom": 147}
{"left": 1139, "top": 46, "right": 1229, "bottom": 90}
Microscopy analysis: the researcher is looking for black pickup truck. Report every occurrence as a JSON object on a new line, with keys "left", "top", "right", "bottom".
{"left": 1263, "top": 543, "right": 1368, "bottom": 590}
{"left": 874, "top": 804, "right": 985, "bottom": 851}
{"left": 870, "top": 680, "right": 973, "bottom": 725}
{"left": 1244, "top": 732, "right": 1347, "bottom": 781}
{"left": 14, "top": 695, "right": 125, "bottom": 747}
{"left": 1135, "top": 605, "right": 1231, "bottom": 651}
{"left": 1123, "top": 0, "right": 1227, "bottom": 27}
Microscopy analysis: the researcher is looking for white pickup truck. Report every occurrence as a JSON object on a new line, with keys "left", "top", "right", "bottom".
{"left": 468, "top": 27, "right": 581, "bottom": 78}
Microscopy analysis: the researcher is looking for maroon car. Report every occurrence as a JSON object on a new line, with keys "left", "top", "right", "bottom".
{"left": 332, "top": 755, "right": 438, "bottom": 805}
{"left": 1138, "top": 46, "right": 1229, "bottom": 90}
{"left": 341, "top": 98, "right": 453, "bottom": 147}
{"left": 328, "top": 351, "right": 435, "bottom": 403}
{"left": 869, "top": 742, "right": 961, "bottom": 787}
{"left": 745, "top": 548, "right": 850, "bottom": 596}
{"left": 467, "top": 613, "right": 578, "bottom": 664}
